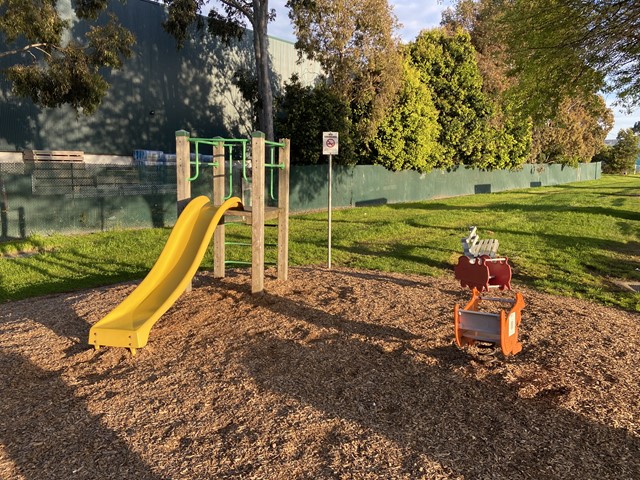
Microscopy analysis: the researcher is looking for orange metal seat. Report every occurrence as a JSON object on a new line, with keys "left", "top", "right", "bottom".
{"left": 454, "top": 288, "right": 525, "bottom": 356}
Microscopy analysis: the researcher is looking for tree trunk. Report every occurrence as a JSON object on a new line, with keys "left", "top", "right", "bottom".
{"left": 253, "top": 0, "right": 274, "bottom": 140}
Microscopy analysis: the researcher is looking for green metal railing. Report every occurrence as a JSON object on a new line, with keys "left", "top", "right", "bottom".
{"left": 185, "top": 135, "right": 287, "bottom": 268}
{"left": 188, "top": 137, "right": 249, "bottom": 200}
{"left": 187, "top": 136, "right": 286, "bottom": 201}
{"left": 265, "top": 140, "right": 286, "bottom": 201}
{"left": 187, "top": 137, "right": 218, "bottom": 181}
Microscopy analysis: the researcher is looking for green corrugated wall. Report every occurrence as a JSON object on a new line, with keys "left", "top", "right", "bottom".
{"left": 0, "top": 0, "right": 320, "bottom": 155}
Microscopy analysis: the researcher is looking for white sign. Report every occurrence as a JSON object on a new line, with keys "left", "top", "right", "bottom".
{"left": 508, "top": 312, "right": 517, "bottom": 337}
{"left": 322, "top": 132, "right": 339, "bottom": 155}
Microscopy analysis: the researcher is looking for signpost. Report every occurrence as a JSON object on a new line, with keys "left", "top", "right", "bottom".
{"left": 323, "top": 132, "right": 339, "bottom": 269}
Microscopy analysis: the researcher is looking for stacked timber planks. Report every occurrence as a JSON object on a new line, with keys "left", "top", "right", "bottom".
{"left": 23, "top": 150, "right": 84, "bottom": 163}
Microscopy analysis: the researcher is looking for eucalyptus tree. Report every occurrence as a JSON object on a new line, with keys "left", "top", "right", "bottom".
{"left": 162, "top": 0, "right": 276, "bottom": 140}
{"left": 0, "top": 0, "right": 134, "bottom": 114}
{"left": 530, "top": 95, "right": 613, "bottom": 166}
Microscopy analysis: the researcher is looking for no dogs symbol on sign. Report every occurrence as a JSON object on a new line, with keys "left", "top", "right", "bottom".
{"left": 322, "top": 132, "right": 339, "bottom": 155}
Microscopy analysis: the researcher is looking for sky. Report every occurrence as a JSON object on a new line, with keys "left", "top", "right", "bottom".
{"left": 265, "top": 0, "right": 636, "bottom": 140}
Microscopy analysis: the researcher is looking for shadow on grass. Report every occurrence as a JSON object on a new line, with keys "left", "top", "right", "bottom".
{"left": 389, "top": 201, "right": 639, "bottom": 222}
{"left": 335, "top": 241, "right": 452, "bottom": 272}
{"left": 0, "top": 250, "right": 149, "bottom": 304}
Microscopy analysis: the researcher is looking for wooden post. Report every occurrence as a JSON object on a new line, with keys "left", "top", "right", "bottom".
{"left": 251, "top": 131, "right": 265, "bottom": 294}
{"left": 277, "top": 139, "right": 290, "bottom": 281}
{"left": 213, "top": 138, "right": 226, "bottom": 278}
{"left": 175, "top": 130, "right": 192, "bottom": 292}
{"left": 175, "top": 130, "right": 191, "bottom": 216}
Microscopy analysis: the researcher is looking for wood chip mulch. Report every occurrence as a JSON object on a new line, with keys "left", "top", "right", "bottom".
{"left": 1, "top": 266, "right": 639, "bottom": 479}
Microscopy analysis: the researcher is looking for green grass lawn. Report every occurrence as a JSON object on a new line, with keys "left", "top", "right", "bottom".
{"left": 1, "top": 175, "right": 638, "bottom": 311}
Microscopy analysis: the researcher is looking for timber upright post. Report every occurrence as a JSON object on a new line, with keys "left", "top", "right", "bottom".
{"left": 251, "top": 132, "right": 266, "bottom": 294}
{"left": 278, "top": 139, "right": 290, "bottom": 281}
{"left": 213, "top": 138, "right": 226, "bottom": 278}
{"left": 175, "top": 130, "right": 191, "bottom": 216}
{"left": 175, "top": 130, "right": 192, "bottom": 292}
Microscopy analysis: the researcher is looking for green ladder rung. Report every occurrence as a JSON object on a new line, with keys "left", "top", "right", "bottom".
{"left": 225, "top": 260, "right": 276, "bottom": 265}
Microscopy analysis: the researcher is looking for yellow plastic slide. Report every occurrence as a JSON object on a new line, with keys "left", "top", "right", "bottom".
{"left": 88, "top": 196, "right": 243, "bottom": 355}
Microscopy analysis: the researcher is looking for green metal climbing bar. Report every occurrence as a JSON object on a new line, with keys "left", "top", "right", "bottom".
{"left": 187, "top": 137, "right": 249, "bottom": 200}
{"left": 186, "top": 136, "right": 287, "bottom": 201}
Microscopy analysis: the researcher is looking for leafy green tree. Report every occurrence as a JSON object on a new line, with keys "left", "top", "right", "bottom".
{"left": 287, "top": 0, "right": 403, "bottom": 153}
{"left": 475, "top": 107, "right": 532, "bottom": 170}
{"left": 592, "top": 144, "right": 612, "bottom": 167}
{"left": 442, "top": 0, "right": 512, "bottom": 100}
{"left": 0, "top": 0, "right": 135, "bottom": 114}
{"left": 275, "top": 75, "right": 355, "bottom": 165}
{"left": 530, "top": 95, "right": 613, "bottom": 166}
{"left": 603, "top": 129, "right": 640, "bottom": 174}
{"left": 498, "top": 0, "right": 640, "bottom": 116}
{"left": 370, "top": 58, "right": 443, "bottom": 172}
{"left": 408, "top": 28, "right": 491, "bottom": 168}
{"left": 161, "top": 0, "right": 276, "bottom": 140}
{"left": 444, "top": 0, "right": 612, "bottom": 166}
{"left": 442, "top": 2, "right": 535, "bottom": 170}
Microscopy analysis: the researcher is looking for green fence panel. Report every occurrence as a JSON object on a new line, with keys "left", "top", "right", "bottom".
{"left": 1, "top": 163, "right": 178, "bottom": 238}
{"left": 290, "top": 164, "right": 353, "bottom": 211}
{"left": 0, "top": 161, "right": 601, "bottom": 238}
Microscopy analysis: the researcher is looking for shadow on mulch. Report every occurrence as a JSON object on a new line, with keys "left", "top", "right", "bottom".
{"left": 237, "top": 289, "right": 640, "bottom": 479}
{"left": 321, "top": 267, "right": 451, "bottom": 291}
{"left": 0, "top": 351, "right": 165, "bottom": 480}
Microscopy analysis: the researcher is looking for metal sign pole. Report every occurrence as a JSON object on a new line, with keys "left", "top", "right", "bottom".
{"left": 328, "top": 153, "right": 332, "bottom": 269}
{"left": 322, "top": 131, "right": 338, "bottom": 270}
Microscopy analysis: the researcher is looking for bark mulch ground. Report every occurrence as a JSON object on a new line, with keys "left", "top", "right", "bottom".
{"left": 1, "top": 266, "right": 638, "bottom": 479}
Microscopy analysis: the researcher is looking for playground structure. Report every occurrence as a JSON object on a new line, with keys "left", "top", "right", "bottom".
{"left": 452, "top": 227, "right": 525, "bottom": 357}
{"left": 176, "top": 130, "right": 290, "bottom": 294}
{"left": 88, "top": 131, "right": 290, "bottom": 355}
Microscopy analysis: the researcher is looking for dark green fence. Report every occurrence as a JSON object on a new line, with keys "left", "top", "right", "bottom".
{"left": 290, "top": 162, "right": 601, "bottom": 211}
{"left": 0, "top": 161, "right": 601, "bottom": 239}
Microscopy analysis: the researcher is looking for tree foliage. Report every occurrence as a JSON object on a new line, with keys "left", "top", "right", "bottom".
{"left": 498, "top": 0, "right": 640, "bottom": 114}
{"left": 408, "top": 29, "right": 492, "bottom": 168}
{"left": 0, "top": 0, "right": 134, "bottom": 114}
{"left": 287, "top": 0, "right": 403, "bottom": 149}
{"left": 530, "top": 95, "right": 613, "bottom": 166}
{"left": 441, "top": 0, "right": 524, "bottom": 139}
{"left": 442, "top": 0, "right": 512, "bottom": 100}
{"left": 444, "top": 0, "right": 613, "bottom": 165}
{"left": 602, "top": 129, "right": 640, "bottom": 174}
{"left": 162, "top": 0, "right": 276, "bottom": 139}
{"left": 371, "top": 57, "right": 443, "bottom": 172}
{"left": 275, "top": 75, "right": 354, "bottom": 165}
